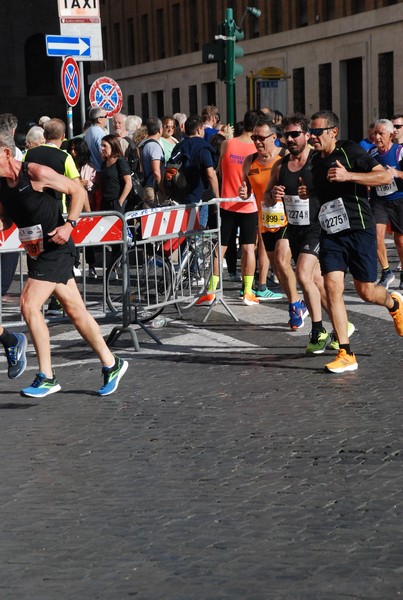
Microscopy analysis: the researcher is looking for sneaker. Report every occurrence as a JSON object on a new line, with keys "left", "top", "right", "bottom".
{"left": 329, "top": 322, "right": 356, "bottom": 351}
{"left": 288, "top": 300, "right": 308, "bottom": 330}
{"left": 390, "top": 292, "right": 403, "bottom": 336}
{"left": 4, "top": 332, "right": 27, "bottom": 379}
{"left": 243, "top": 292, "right": 259, "bottom": 306}
{"left": 98, "top": 357, "right": 129, "bottom": 396}
{"left": 228, "top": 271, "right": 242, "bottom": 283}
{"left": 324, "top": 349, "right": 358, "bottom": 373}
{"left": 255, "top": 288, "right": 284, "bottom": 301}
{"left": 306, "top": 330, "right": 330, "bottom": 355}
{"left": 73, "top": 266, "right": 82, "bottom": 277}
{"left": 88, "top": 266, "right": 98, "bottom": 279}
{"left": 45, "top": 297, "right": 64, "bottom": 316}
{"left": 196, "top": 292, "right": 216, "bottom": 306}
{"left": 191, "top": 275, "right": 205, "bottom": 287}
{"left": 377, "top": 269, "right": 395, "bottom": 289}
{"left": 21, "top": 371, "right": 61, "bottom": 398}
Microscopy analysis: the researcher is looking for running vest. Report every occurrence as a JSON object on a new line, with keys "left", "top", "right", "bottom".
{"left": 278, "top": 151, "right": 320, "bottom": 225}
{"left": 248, "top": 153, "right": 283, "bottom": 233}
{"left": 220, "top": 137, "right": 256, "bottom": 213}
{"left": 0, "top": 163, "right": 73, "bottom": 255}
{"left": 370, "top": 143, "right": 403, "bottom": 201}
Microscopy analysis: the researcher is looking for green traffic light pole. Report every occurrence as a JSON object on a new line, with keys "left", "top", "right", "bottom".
{"left": 224, "top": 7, "right": 241, "bottom": 127}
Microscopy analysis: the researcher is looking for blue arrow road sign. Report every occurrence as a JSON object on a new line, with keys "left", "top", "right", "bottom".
{"left": 46, "top": 35, "right": 91, "bottom": 57}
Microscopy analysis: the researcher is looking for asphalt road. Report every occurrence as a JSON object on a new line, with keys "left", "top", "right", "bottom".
{"left": 0, "top": 255, "right": 402, "bottom": 599}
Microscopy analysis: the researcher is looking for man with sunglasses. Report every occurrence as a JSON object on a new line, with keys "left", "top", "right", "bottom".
{"left": 264, "top": 113, "right": 328, "bottom": 345}
{"left": 392, "top": 115, "right": 403, "bottom": 146}
{"left": 309, "top": 110, "right": 403, "bottom": 373}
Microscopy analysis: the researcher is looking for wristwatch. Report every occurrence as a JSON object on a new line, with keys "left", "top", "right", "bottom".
{"left": 66, "top": 218, "right": 77, "bottom": 228}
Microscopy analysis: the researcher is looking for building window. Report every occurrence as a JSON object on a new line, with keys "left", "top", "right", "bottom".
{"left": 25, "top": 34, "right": 56, "bottom": 96}
{"left": 172, "top": 4, "right": 182, "bottom": 55}
{"left": 272, "top": 2, "right": 283, "bottom": 33}
{"left": 114, "top": 23, "right": 121, "bottom": 68}
{"left": 189, "top": 0, "right": 199, "bottom": 51}
{"left": 293, "top": 68, "right": 305, "bottom": 114}
{"left": 351, "top": 0, "right": 366, "bottom": 13}
{"left": 102, "top": 25, "right": 108, "bottom": 62}
{"left": 128, "top": 95, "right": 135, "bottom": 115}
{"left": 151, "top": 91, "right": 164, "bottom": 117}
{"left": 323, "top": 0, "right": 336, "bottom": 20}
{"left": 141, "top": 14, "right": 150, "bottom": 63}
{"left": 189, "top": 85, "right": 198, "bottom": 115}
{"left": 172, "top": 88, "right": 180, "bottom": 114}
{"left": 156, "top": 9, "right": 165, "bottom": 60}
{"left": 319, "top": 63, "right": 332, "bottom": 110}
{"left": 202, "top": 82, "right": 216, "bottom": 107}
{"left": 378, "top": 52, "right": 394, "bottom": 118}
{"left": 127, "top": 18, "right": 135, "bottom": 65}
{"left": 141, "top": 93, "right": 149, "bottom": 121}
{"left": 297, "top": 0, "right": 308, "bottom": 26}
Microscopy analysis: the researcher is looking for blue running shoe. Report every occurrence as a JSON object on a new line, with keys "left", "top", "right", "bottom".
{"left": 288, "top": 300, "right": 308, "bottom": 330}
{"left": 21, "top": 372, "right": 61, "bottom": 398}
{"left": 98, "top": 356, "right": 129, "bottom": 396}
{"left": 5, "top": 333, "right": 27, "bottom": 379}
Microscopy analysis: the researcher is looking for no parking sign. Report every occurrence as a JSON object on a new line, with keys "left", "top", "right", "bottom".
{"left": 61, "top": 57, "right": 81, "bottom": 107}
{"left": 89, "top": 76, "right": 123, "bottom": 117}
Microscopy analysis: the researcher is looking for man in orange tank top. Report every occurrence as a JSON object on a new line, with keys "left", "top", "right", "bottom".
{"left": 197, "top": 111, "right": 263, "bottom": 306}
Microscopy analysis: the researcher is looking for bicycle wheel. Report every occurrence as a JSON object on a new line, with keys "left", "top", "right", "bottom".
{"left": 176, "top": 235, "right": 217, "bottom": 309}
{"left": 106, "top": 248, "right": 173, "bottom": 323}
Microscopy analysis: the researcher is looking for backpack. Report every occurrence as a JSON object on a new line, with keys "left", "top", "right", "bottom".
{"left": 163, "top": 145, "right": 189, "bottom": 204}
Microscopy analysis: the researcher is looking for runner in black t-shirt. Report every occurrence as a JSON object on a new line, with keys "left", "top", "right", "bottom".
{"left": 0, "top": 130, "right": 128, "bottom": 397}
{"left": 309, "top": 110, "right": 403, "bottom": 373}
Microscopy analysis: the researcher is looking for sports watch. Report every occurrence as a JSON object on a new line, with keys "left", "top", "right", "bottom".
{"left": 66, "top": 219, "right": 77, "bottom": 228}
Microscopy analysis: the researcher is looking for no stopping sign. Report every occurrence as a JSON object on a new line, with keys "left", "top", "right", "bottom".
{"left": 89, "top": 77, "right": 123, "bottom": 117}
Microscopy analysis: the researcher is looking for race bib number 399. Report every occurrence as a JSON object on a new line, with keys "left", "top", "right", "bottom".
{"left": 318, "top": 198, "right": 350, "bottom": 234}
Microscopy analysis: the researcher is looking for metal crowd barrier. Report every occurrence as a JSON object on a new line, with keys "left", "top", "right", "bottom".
{"left": 0, "top": 210, "right": 140, "bottom": 350}
{"left": 106, "top": 200, "right": 238, "bottom": 342}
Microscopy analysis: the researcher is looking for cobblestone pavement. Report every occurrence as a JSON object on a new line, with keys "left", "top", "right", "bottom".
{"left": 0, "top": 260, "right": 402, "bottom": 599}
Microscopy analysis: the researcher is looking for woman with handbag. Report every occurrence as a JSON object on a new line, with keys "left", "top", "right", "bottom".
{"left": 100, "top": 134, "right": 132, "bottom": 214}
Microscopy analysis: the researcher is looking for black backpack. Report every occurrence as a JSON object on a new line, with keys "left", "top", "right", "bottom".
{"left": 163, "top": 145, "right": 189, "bottom": 204}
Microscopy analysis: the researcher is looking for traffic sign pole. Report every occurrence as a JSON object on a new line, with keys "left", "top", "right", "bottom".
{"left": 66, "top": 105, "right": 74, "bottom": 140}
{"left": 79, "top": 62, "right": 86, "bottom": 131}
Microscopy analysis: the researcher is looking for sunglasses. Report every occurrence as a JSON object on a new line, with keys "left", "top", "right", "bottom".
{"left": 251, "top": 134, "right": 275, "bottom": 142}
{"left": 308, "top": 127, "right": 333, "bottom": 136}
{"left": 284, "top": 131, "right": 304, "bottom": 139}
{"left": 393, "top": 124, "right": 403, "bottom": 129}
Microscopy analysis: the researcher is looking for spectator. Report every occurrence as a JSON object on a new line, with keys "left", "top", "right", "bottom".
{"left": 160, "top": 115, "right": 178, "bottom": 162}
{"left": 84, "top": 106, "right": 109, "bottom": 211}
{"left": 137, "top": 117, "right": 165, "bottom": 204}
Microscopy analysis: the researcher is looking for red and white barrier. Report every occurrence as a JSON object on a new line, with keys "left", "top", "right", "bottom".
{"left": 139, "top": 207, "right": 200, "bottom": 240}
{"left": 0, "top": 215, "right": 123, "bottom": 251}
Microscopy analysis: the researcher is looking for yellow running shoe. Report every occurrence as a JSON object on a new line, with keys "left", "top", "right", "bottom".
{"left": 329, "top": 322, "right": 355, "bottom": 350}
{"left": 324, "top": 349, "right": 358, "bottom": 373}
{"left": 390, "top": 292, "right": 403, "bottom": 336}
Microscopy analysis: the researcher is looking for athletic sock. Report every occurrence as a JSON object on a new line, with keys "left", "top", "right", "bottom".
{"left": 243, "top": 275, "right": 254, "bottom": 295}
{"left": 312, "top": 320, "right": 323, "bottom": 332}
{"left": 389, "top": 298, "right": 399, "bottom": 313}
{"left": 207, "top": 275, "right": 220, "bottom": 293}
{"left": 339, "top": 343, "right": 352, "bottom": 355}
{"left": 257, "top": 283, "right": 266, "bottom": 292}
{"left": 0, "top": 329, "right": 17, "bottom": 348}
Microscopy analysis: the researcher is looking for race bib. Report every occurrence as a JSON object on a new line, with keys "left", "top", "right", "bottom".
{"left": 283, "top": 195, "right": 310, "bottom": 226}
{"left": 261, "top": 202, "right": 286, "bottom": 230}
{"left": 318, "top": 198, "right": 350, "bottom": 234}
{"left": 18, "top": 224, "right": 44, "bottom": 258}
{"left": 376, "top": 179, "right": 398, "bottom": 197}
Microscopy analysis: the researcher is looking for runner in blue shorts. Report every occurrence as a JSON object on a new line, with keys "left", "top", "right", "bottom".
{"left": 310, "top": 110, "right": 403, "bottom": 373}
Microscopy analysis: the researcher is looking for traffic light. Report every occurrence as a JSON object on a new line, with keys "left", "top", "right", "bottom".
{"left": 230, "top": 26, "right": 245, "bottom": 79}
{"left": 202, "top": 39, "right": 226, "bottom": 81}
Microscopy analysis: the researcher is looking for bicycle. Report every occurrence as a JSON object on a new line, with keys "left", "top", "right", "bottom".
{"left": 106, "top": 222, "right": 217, "bottom": 323}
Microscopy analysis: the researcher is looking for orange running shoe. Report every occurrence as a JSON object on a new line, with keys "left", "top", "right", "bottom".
{"left": 390, "top": 292, "right": 403, "bottom": 336}
{"left": 324, "top": 349, "right": 358, "bottom": 373}
{"left": 242, "top": 292, "right": 259, "bottom": 306}
{"left": 196, "top": 292, "right": 216, "bottom": 306}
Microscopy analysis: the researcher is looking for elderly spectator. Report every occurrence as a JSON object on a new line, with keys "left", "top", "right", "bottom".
{"left": 25, "top": 126, "right": 45, "bottom": 151}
